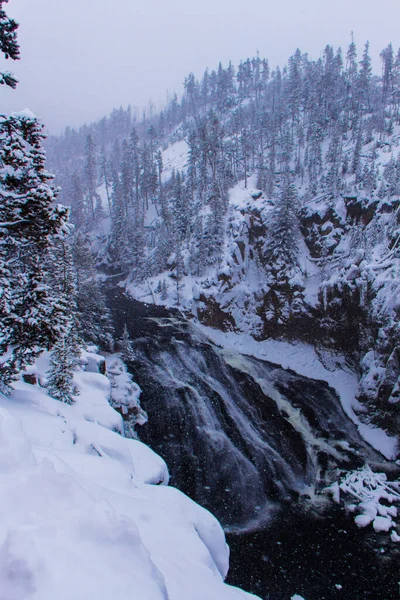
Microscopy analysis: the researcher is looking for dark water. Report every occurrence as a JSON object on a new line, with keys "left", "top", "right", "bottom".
{"left": 105, "top": 288, "right": 400, "bottom": 600}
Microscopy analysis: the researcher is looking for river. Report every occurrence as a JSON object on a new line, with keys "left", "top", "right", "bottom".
{"left": 105, "top": 288, "right": 400, "bottom": 600}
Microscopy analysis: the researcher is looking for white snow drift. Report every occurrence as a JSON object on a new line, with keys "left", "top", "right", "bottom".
{"left": 0, "top": 351, "right": 258, "bottom": 600}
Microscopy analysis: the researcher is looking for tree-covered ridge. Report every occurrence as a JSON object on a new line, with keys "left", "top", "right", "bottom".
{"left": 48, "top": 40, "right": 400, "bottom": 273}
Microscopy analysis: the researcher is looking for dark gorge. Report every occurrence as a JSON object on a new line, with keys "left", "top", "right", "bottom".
{"left": 106, "top": 289, "right": 400, "bottom": 600}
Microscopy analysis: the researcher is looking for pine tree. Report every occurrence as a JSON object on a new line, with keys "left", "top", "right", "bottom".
{"left": 352, "top": 121, "right": 363, "bottom": 179}
{"left": 110, "top": 172, "right": 135, "bottom": 272}
{"left": 47, "top": 334, "right": 79, "bottom": 404}
{"left": 381, "top": 43, "right": 394, "bottom": 103}
{"left": 160, "top": 279, "right": 168, "bottom": 301}
{"left": 46, "top": 235, "right": 81, "bottom": 404}
{"left": 346, "top": 34, "right": 358, "bottom": 87}
{"left": 264, "top": 174, "right": 300, "bottom": 271}
{"left": 117, "top": 324, "right": 135, "bottom": 363}
{"left": 0, "top": 0, "right": 19, "bottom": 88}
{"left": 358, "top": 41, "right": 372, "bottom": 111}
{"left": 84, "top": 134, "right": 98, "bottom": 221}
{"left": 325, "top": 124, "right": 342, "bottom": 196}
{"left": 99, "top": 146, "right": 112, "bottom": 214}
{"left": 68, "top": 171, "right": 86, "bottom": 227}
{"left": 0, "top": 113, "right": 69, "bottom": 388}
{"left": 73, "top": 233, "right": 114, "bottom": 350}
{"left": 0, "top": 10, "right": 80, "bottom": 392}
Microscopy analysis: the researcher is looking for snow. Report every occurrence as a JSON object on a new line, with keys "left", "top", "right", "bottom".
{"left": 372, "top": 516, "right": 393, "bottom": 532}
{"left": 229, "top": 176, "right": 265, "bottom": 210}
{"left": 199, "top": 326, "right": 398, "bottom": 460}
{"left": 331, "top": 465, "right": 400, "bottom": 536}
{"left": 95, "top": 183, "right": 110, "bottom": 212}
{"left": 106, "top": 355, "right": 148, "bottom": 430}
{"left": 0, "top": 351, "right": 259, "bottom": 600}
{"left": 11, "top": 108, "right": 37, "bottom": 120}
{"left": 391, "top": 530, "right": 400, "bottom": 542}
{"left": 161, "top": 140, "right": 189, "bottom": 183}
{"left": 144, "top": 198, "right": 159, "bottom": 227}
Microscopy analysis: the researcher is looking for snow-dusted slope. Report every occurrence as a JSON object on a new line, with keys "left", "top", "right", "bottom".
{"left": 0, "top": 352, "right": 258, "bottom": 600}
{"left": 127, "top": 152, "right": 400, "bottom": 437}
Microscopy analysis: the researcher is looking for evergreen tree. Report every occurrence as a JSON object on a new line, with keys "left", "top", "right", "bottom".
{"left": 381, "top": 43, "right": 394, "bottom": 102}
{"left": 117, "top": 324, "right": 135, "bottom": 363}
{"left": 73, "top": 233, "right": 114, "bottom": 350}
{"left": 0, "top": 113, "right": 69, "bottom": 388}
{"left": 110, "top": 172, "right": 135, "bottom": 272}
{"left": 84, "top": 134, "right": 98, "bottom": 221}
{"left": 99, "top": 146, "right": 112, "bottom": 213}
{"left": 325, "top": 124, "right": 342, "bottom": 196}
{"left": 47, "top": 334, "right": 79, "bottom": 404}
{"left": 46, "top": 235, "right": 81, "bottom": 404}
{"left": 263, "top": 175, "right": 300, "bottom": 271}
{"left": 346, "top": 34, "right": 358, "bottom": 86}
{"left": 0, "top": 0, "right": 19, "bottom": 88}
{"left": 68, "top": 171, "right": 86, "bottom": 227}
{"left": 358, "top": 41, "right": 372, "bottom": 111}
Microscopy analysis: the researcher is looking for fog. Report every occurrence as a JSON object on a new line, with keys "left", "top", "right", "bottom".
{"left": 2, "top": 0, "right": 399, "bottom": 133}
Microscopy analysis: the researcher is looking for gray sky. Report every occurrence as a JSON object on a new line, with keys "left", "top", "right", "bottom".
{"left": 2, "top": 0, "right": 400, "bottom": 134}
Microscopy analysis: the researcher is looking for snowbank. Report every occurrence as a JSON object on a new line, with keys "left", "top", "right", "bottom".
{"left": 0, "top": 352, "right": 258, "bottom": 600}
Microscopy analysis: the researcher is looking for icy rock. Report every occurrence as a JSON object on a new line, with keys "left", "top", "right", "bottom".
{"left": 22, "top": 373, "right": 37, "bottom": 385}
{"left": 372, "top": 516, "right": 393, "bottom": 532}
{"left": 325, "top": 481, "right": 340, "bottom": 503}
{"left": 355, "top": 513, "right": 375, "bottom": 528}
{"left": 346, "top": 264, "right": 361, "bottom": 281}
{"left": 391, "top": 530, "right": 400, "bottom": 542}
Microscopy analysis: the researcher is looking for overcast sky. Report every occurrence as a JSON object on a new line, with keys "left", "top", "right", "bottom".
{"left": 2, "top": 0, "right": 400, "bottom": 134}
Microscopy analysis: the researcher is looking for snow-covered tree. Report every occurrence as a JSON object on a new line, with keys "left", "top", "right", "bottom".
{"left": 73, "top": 233, "right": 114, "bottom": 350}
{"left": 0, "top": 113, "right": 69, "bottom": 388}
{"left": 84, "top": 133, "right": 98, "bottom": 221}
{"left": 47, "top": 334, "right": 79, "bottom": 404}
{"left": 264, "top": 175, "right": 300, "bottom": 271}
{"left": 0, "top": 0, "right": 19, "bottom": 88}
{"left": 117, "top": 324, "right": 135, "bottom": 363}
{"left": 46, "top": 235, "right": 81, "bottom": 404}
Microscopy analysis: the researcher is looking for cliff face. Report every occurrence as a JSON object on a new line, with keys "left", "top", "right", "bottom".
{"left": 189, "top": 184, "right": 400, "bottom": 434}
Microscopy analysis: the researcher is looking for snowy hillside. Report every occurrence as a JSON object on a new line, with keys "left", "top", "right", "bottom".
{"left": 46, "top": 43, "right": 400, "bottom": 441}
{"left": 0, "top": 351, "right": 258, "bottom": 600}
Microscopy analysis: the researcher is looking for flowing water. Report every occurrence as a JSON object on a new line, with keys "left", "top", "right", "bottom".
{"left": 106, "top": 289, "right": 400, "bottom": 600}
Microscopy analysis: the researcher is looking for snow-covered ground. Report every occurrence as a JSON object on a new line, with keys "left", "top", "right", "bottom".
{"left": 161, "top": 140, "right": 189, "bottom": 183}
{"left": 0, "top": 351, "right": 258, "bottom": 600}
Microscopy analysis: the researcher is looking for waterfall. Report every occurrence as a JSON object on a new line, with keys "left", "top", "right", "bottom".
{"left": 105, "top": 289, "right": 399, "bottom": 599}
{"left": 105, "top": 289, "right": 382, "bottom": 531}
